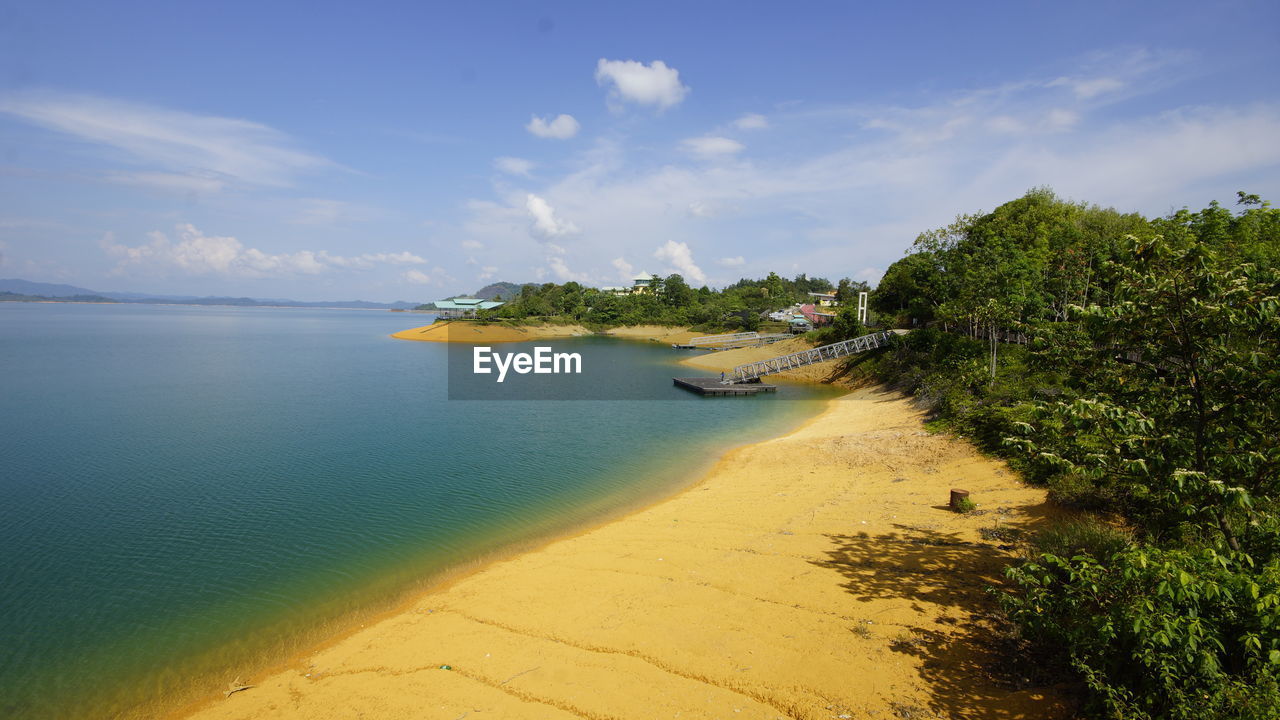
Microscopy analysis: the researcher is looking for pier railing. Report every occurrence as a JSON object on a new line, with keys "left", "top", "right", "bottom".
{"left": 674, "top": 331, "right": 792, "bottom": 350}
{"left": 685, "top": 331, "right": 764, "bottom": 346}
{"left": 727, "top": 330, "right": 900, "bottom": 383}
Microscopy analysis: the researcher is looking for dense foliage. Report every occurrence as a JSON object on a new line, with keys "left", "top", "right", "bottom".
{"left": 859, "top": 189, "right": 1280, "bottom": 718}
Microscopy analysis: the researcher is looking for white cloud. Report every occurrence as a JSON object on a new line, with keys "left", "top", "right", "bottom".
{"left": 734, "top": 113, "right": 769, "bottom": 130}
{"left": 403, "top": 269, "right": 432, "bottom": 284}
{"left": 322, "top": 251, "right": 426, "bottom": 269}
{"left": 687, "top": 201, "right": 715, "bottom": 217}
{"left": 0, "top": 91, "right": 329, "bottom": 187}
{"left": 1048, "top": 75, "right": 1125, "bottom": 99}
{"left": 548, "top": 255, "right": 589, "bottom": 282}
{"left": 102, "top": 223, "right": 427, "bottom": 278}
{"left": 985, "top": 116, "right": 1026, "bottom": 134}
{"left": 595, "top": 59, "right": 689, "bottom": 110}
{"left": 478, "top": 265, "right": 498, "bottom": 280}
{"left": 854, "top": 267, "right": 884, "bottom": 285}
{"left": 611, "top": 257, "right": 634, "bottom": 282}
{"left": 681, "top": 136, "right": 745, "bottom": 158}
{"left": 526, "top": 194, "right": 580, "bottom": 238}
{"left": 454, "top": 53, "right": 1279, "bottom": 293}
{"left": 526, "top": 114, "right": 580, "bottom": 139}
{"left": 494, "top": 156, "right": 535, "bottom": 176}
{"left": 1044, "top": 108, "right": 1079, "bottom": 131}
{"left": 292, "top": 198, "right": 379, "bottom": 226}
{"left": 461, "top": 239, "right": 484, "bottom": 250}
{"left": 653, "top": 240, "right": 706, "bottom": 284}
{"left": 717, "top": 256, "right": 745, "bottom": 267}
{"left": 104, "top": 171, "right": 226, "bottom": 194}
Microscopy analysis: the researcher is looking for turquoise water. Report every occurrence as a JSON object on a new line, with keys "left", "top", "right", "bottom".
{"left": 0, "top": 303, "right": 839, "bottom": 719}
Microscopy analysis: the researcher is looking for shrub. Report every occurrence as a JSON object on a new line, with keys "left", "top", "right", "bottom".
{"left": 1003, "top": 547, "right": 1280, "bottom": 719}
{"left": 1032, "top": 516, "right": 1133, "bottom": 560}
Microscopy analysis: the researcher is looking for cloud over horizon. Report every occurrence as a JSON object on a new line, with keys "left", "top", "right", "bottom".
{"left": 101, "top": 224, "right": 427, "bottom": 279}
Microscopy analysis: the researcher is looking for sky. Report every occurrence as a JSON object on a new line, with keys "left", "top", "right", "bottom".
{"left": 1, "top": 1, "right": 1278, "bottom": 302}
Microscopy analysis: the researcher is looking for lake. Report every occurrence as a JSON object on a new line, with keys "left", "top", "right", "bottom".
{"left": 0, "top": 303, "right": 840, "bottom": 719}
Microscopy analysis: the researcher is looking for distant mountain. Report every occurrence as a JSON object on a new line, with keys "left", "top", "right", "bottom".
{"left": 1, "top": 290, "right": 117, "bottom": 303}
{"left": 411, "top": 281, "right": 529, "bottom": 310}
{"left": 0, "top": 278, "right": 105, "bottom": 297}
{"left": 473, "top": 281, "right": 523, "bottom": 300}
{"left": 0, "top": 278, "right": 420, "bottom": 309}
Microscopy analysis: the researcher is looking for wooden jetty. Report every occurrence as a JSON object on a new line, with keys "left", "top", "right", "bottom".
{"left": 673, "top": 377, "right": 777, "bottom": 395}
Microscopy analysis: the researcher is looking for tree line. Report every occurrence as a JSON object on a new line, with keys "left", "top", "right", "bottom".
{"left": 471, "top": 272, "right": 869, "bottom": 330}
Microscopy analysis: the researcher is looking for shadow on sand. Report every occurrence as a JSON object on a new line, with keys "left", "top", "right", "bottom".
{"left": 811, "top": 507, "right": 1074, "bottom": 719}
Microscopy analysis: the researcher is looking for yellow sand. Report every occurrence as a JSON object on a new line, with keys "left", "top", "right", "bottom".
{"left": 391, "top": 321, "right": 592, "bottom": 343}
{"left": 182, "top": 385, "right": 1069, "bottom": 719}
{"left": 601, "top": 325, "right": 701, "bottom": 345}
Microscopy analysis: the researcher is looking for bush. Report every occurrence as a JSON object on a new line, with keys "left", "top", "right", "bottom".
{"left": 1045, "top": 472, "right": 1123, "bottom": 512}
{"left": 1031, "top": 516, "right": 1133, "bottom": 560}
{"left": 1003, "top": 547, "right": 1280, "bottom": 719}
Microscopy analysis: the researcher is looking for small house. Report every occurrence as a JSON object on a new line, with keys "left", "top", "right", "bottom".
{"left": 808, "top": 291, "right": 838, "bottom": 308}
{"left": 631, "top": 273, "right": 658, "bottom": 294}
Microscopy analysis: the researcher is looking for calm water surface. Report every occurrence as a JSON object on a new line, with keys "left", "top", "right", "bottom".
{"left": 0, "top": 303, "right": 839, "bottom": 719}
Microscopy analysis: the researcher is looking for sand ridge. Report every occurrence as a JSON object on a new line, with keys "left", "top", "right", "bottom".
{"left": 182, "top": 386, "right": 1069, "bottom": 720}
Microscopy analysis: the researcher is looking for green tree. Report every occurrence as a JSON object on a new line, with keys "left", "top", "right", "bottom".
{"left": 834, "top": 277, "right": 854, "bottom": 305}
{"left": 1008, "top": 234, "right": 1279, "bottom": 550}
{"left": 662, "top": 273, "right": 694, "bottom": 308}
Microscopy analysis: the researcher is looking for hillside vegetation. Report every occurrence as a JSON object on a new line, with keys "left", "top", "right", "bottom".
{"left": 851, "top": 188, "right": 1280, "bottom": 719}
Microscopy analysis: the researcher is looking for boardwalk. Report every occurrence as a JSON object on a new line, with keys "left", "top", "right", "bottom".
{"left": 727, "top": 330, "right": 903, "bottom": 383}
{"left": 672, "top": 331, "right": 791, "bottom": 350}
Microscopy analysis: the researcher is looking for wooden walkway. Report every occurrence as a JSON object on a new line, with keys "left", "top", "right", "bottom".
{"left": 679, "top": 331, "right": 761, "bottom": 347}
{"left": 727, "top": 329, "right": 903, "bottom": 383}
{"left": 672, "top": 332, "right": 791, "bottom": 350}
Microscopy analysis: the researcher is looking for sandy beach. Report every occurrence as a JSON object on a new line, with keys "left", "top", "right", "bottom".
{"left": 180, "top": 338, "right": 1069, "bottom": 720}
{"left": 601, "top": 325, "right": 701, "bottom": 345}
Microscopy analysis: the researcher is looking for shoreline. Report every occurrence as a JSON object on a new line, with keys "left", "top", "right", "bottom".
{"left": 165, "top": 381, "right": 830, "bottom": 720}
{"left": 178, "top": 368, "right": 1070, "bottom": 719}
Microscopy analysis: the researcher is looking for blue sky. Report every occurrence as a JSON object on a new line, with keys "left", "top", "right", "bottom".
{"left": 1, "top": 1, "right": 1278, "bottom": 302}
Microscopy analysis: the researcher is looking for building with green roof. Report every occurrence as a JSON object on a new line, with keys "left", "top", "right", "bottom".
{"left": 429, "top": 297, "right": 504, "bottom": 318}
